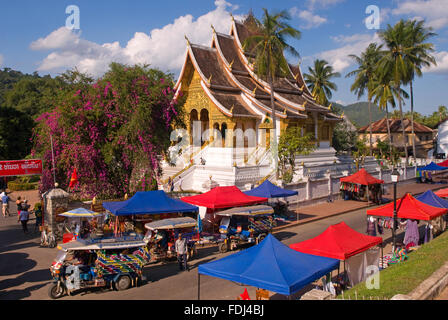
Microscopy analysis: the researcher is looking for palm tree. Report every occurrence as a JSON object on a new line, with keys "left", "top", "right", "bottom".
{"left": 304, "top": 59, "right": 340, "bottom": 107}
{"left": 403, "top": 20, "right": 437, "bottom": 163}
{"left": 378, "top": 20, "right": 413, "bottom": 165}
{"left": 243, "top": 9, "right": 302, "bottom": 177}
{"left": 346, "top": 43, "right": 383, "bottom": 156}
{"left": 371, "top": 72, "right": 409, "bottom": 158}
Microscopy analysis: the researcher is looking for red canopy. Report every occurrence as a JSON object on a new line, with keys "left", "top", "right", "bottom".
{"left": 340, "top": 168, "right": 384, "bottom": 185}
{"left": 435, "top": 188, "right": 448, "bottom": 198}
{"left": 367, "top": 193, "right": 447, "bottom": 221}
{"left": 180, "top": 186, "right": 268, "bottom": 209}
{"left": 289, "top": 222, "right": 382, "bottom": 260}
{"left": 438, "top": 160, "right": 448, "bottom": 167}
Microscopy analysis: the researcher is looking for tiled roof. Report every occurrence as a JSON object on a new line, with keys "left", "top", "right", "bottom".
{"left": 358, "top": 118, "right": 433, "bottom": 133}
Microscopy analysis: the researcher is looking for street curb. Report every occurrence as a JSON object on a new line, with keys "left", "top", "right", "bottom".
{"left": 391, "top": 261, "right": 448, "bottom": 300}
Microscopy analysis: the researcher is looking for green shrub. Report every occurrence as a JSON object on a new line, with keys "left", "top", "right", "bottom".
{"left": 7, "top": 181, "right": 38, "bottom": 191}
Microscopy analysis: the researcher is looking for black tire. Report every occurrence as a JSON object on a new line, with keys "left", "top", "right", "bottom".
{"left": 48, "top": 282, "right": 65, "bottom": 299}
{"left": 218, "top": 241, "right": 228, "bottom": 253}
{"left": 115, "top": 275, "right": 131, "bottom": 291}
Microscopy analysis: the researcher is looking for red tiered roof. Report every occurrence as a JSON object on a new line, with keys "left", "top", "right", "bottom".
{"left": 340, "top": 168, "right": 384, "bottom": 186}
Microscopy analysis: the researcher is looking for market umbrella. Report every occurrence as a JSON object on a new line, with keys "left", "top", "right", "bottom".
{"left": 59, "top": 207, "right": 104, "bottom": 218}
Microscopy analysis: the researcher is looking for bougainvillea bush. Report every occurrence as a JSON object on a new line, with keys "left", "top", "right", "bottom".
{"left": 32, "top": 63, "right": 185, "bottom": 199}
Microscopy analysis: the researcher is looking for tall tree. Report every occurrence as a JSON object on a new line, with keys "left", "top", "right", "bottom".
{"left": 403, "top": 20, "right": 437, "bottom": 163}
{"left": 371, "top": 73, "right": 409, "bottom": 158}
{"left": 346, "top": 43, "right": 383, "bottom": 155}
{"left": 304, "top": 59, "right": 340, "bottom": 107}
{"left": 243, "top": 9, "right": 302, "bottom": 177}
{"left": 378, "top": 20, "right": 413, "bottom": 164}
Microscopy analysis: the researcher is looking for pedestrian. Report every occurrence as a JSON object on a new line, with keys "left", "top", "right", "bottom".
{"left": 16, "top": 196, "right": 22, "bottom": 216}
{"left": 1, "top": 192, "right": 10, "bottom": 217}
{"left": 168, "top": 177, "right": 174, "bottom": 193}
{"left": 178, "top": 176, "right": 183, "bottom": 192}
{"left": 18, "top": 200, "right": 30, "bottom": 234}
{"left": 33, "top": 202, "right": 43, "bottom": 232}
{"left": 175, "top": 233, "right": 189, "bottom": 271}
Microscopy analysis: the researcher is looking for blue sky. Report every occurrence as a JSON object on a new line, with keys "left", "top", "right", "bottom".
{"left": 1, "top": 0, "right": 448, "bottom": 115}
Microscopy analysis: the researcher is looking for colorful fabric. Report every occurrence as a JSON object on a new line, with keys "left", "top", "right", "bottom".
{"left": 95, "top": 246, "right": 150, "bottom": 276}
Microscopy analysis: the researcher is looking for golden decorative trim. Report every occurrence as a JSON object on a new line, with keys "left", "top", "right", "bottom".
{"left": 303, "top": 101, "right": 307, "bottom": 108}
{"left": 229, "top": 59, "right": 234, "bottom": 69}
{"left": 184, "top": 35, "right": 190, "bottom": 46}
{"left": 252, "top": 87, "right": 257, "bottom": 95}
{"left": 294, "top": 73, "right": 299, "bottom": 80}
{"left": 300, "top": 84, "right": 304, "bottom": 91}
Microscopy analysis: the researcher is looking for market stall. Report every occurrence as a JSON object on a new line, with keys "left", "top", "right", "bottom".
{"left": 102, "top": 190, "right": 198, "bottom": 236}
{"left": 339, "top": 168, "right": 384, "bottom": 204}
{"left": 58, "top": 207, "right": 105, "bottom": 242}
{"left": 244, "top": 180, "right": 298, "bottom": 220}
{"left": 197, "top": 234, "right": 339, "bottom": 299}
{"left": 416, "top": 162, "right": 448, "bottom": 183}
{"left": 289, "top": 222, "right": 382, "bottom": 288}
{"left": 367, "top": 193, "right": 447, "bottom": 249}
{"left": 181, "top": 186, "right": 268, "bottom": 234}
{"left": 435, "top": 188, "right": 448, "bottom": 198}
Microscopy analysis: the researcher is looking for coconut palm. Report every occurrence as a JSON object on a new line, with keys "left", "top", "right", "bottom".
{"left": 304, "top": 59, "right": 340, "bottom": 107}
{"left": 371, "top": 72, "right": 409, "bottom": 158}
{"left": 378, "top": 20, "right": 413, "bottom": 164}
{"left": 243, "top": 9, "right": 302, "bottom": 176}
{"left": 346, "top": 43, "right": 383, "bottom": 156}
{"left": 403, "top": 20, "right": 437, "bottom": 163}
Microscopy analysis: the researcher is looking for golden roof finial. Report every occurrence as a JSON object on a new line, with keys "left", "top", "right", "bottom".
{"left": 303, "top": 101, "right": 307, "bottom": 108}
{"left": 211, "top": 25, "right": 216, "bottom": 33}
{"left": 229, "top": 59, "right": 234, "bottom": 70}
{"left": 293, "top": 73, "right": 299, "bottom": 80}
{"left": 341, "top": 112, "right": 345, "bottom": 118}
{"left": 252, "top": 87, "right": 257, "bottom": 95}
{"left": 184, "top": 35, "right": 190, "bottom": 46}
{"left": 230, "top": 105, "right": 234, "bottom": 114}
{"left": 230, "top": 13, "right": 235, "bottom": 21}
{"left": 207, "top": 74, "right": 213, "bottom": 84}
{"left": 300, "top": 84, "right": 305, "bottom": 91}
{"left": 283, "top": 109, "right": 287, "bottom": 115}
{"left": 328, "top": 103, "right": 332, "bottom": 110}
{"left": 92, "top": 196, "right": 97, "bottom": 205}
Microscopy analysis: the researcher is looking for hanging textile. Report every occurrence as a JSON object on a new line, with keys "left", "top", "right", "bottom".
{"left": 367, "top": 217, "right": 376, "bottom": 236}
{"left": 403, "top": 219, "right": 419, "bottom": 247}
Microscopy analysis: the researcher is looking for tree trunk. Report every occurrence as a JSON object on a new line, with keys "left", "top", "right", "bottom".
{"left": 368, "top": 98, "right": 373, "bottom": 156}
{"left": 268, "top": 73, "right": 278, "bottom": 179}
{"left": 397, "top": 84, "right": 409, "bottom": 165}
{"left": 410, "top": 80, "right": 417, "bottom": 165}
{"left": 385, "top": 105, "right": 392, "bottom": 157}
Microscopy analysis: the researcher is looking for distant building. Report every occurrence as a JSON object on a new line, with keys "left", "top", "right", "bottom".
{"left": 358, "top": 118, "right": 434, "bottom": 158}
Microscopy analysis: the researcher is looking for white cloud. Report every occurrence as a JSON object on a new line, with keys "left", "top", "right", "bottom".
{"left": 290, "top": 8, "right": 327, "bottom": 29}
{"left": 30, "top": 0, "right": 243, "bottom": 78}
{"left": 312, "top": 33, "right": 380, "bottom": 73}
{"left": 423, "top": 51, "right": 448, "bottom": 74}
{"left": 392, "top": 0, "right": 448, "bottom": 29}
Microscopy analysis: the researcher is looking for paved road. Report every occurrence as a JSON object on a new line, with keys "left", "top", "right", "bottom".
{"left": 0, "top": 203, "right": 407, "bottom": 300}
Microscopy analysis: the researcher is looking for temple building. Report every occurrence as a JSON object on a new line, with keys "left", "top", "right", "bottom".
{"left": 161, "top": 16, "right": 359, "bottom": 192}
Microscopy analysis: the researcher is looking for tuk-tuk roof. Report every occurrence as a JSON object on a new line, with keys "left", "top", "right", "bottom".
{"left": 144, "top": 217, "right": 197, "bottom": 230}
{"left": 58, "top": 235, "right": 146, "bottom": 251}
{"left": 216, "top": 205, "right": 274, "bottom": 217}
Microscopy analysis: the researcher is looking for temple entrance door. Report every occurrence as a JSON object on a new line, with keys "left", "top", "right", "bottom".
{"left": 200, "top": 109, "right": 209, "bottom": 146}
{"left": 189, "top": 109, "right": 198, "bottom": 146}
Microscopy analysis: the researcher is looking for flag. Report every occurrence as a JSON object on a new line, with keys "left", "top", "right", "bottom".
{"left": 69, "top": 168, "right": 78, "bottom": 189}
{"left": 239, "top": 288, "right": 250, "bottom": 300}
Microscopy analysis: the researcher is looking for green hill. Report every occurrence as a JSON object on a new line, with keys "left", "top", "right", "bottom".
{"left": 332, "top": 101, "right": 386, "bottom": 128}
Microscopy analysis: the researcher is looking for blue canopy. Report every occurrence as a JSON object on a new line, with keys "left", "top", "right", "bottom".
{"left": 102, "top": 191, "right": 198, "bottom": 216}
{"left": 198, "top": 234, "right": 339, "bottom": 296}
{"left": 418, "top": 162, "right": 447, "bottom": 171}
{"left": 416, "top": 190, "right": 448, "bottom": 209}
{"left": 244, "top": 180, "right": 298, "bottom": 198}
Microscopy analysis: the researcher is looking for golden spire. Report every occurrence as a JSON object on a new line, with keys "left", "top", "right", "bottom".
{"left": 184, "top": 35, "right": 190, "bottom": 46}
{"left": 230, "top": 13, "right": 235, "bottom": 22}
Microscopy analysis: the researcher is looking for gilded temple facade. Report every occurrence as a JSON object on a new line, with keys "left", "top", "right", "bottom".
{"left": 161, "top": 17, "right": 353, "bottom": 192}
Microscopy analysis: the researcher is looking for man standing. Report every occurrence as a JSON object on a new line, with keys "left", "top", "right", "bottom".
{"left": 1, "top": 192, "right": 10, "bottom": 217}
{"left": 175, "top": 233, "right": 189, "bottom": 271}
{"left": 18, "top": 200, "right": 30, "bottom": 234}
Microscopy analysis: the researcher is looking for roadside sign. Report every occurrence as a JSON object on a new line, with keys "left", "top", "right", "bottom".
{"left": 0, "top": 159, "right": 43, "bottom": 177}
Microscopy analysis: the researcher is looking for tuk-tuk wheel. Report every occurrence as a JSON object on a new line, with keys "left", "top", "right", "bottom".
{"left": 48, "top": 283, "right": 65, "bottom": 299}
{"left": 218, "top": 242, "right": 228, "bottom": 253}
{"left": 115, "top": 275, "right": 131, "bottom": 291}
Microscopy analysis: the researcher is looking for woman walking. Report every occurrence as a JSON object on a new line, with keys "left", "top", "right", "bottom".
{"left": 18, "top": 199, "right": 30, "bottom": 234}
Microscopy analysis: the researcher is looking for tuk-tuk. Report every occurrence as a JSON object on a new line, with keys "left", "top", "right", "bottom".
{"left": 48, "top": 234, "right": 150, "bottom": 299}
{"left": 216, "top": 205, "right": 276, "bottom": 253}
{"left": 144, "top": 217, "right": 198, "bottom": 263}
